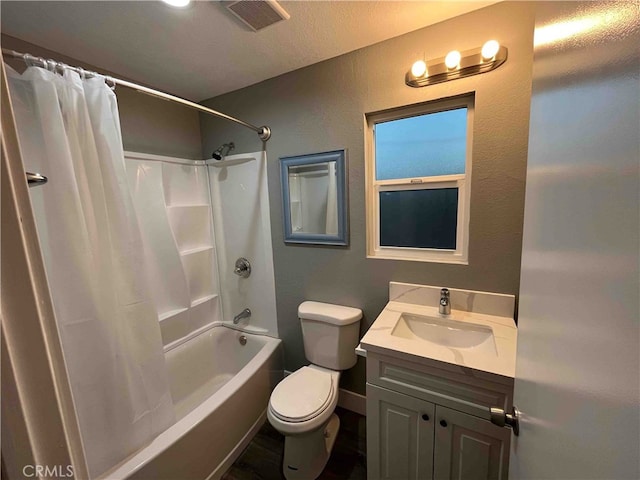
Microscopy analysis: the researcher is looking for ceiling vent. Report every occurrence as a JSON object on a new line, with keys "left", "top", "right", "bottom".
{"left": 225, "top": 0, "right": 290, "bottom": 32}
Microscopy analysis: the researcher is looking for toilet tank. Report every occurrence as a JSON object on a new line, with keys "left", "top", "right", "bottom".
{"left": 298, "top": 301, "right": 362, "bottom": 370}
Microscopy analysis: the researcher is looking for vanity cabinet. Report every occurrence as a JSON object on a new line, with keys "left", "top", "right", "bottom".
{"left": 366, "top": 352, "right": 513, "bottom": 480}
{"left": 433, "top": 404, "right": 509, "bottom": 480}
{"left": 366, "top": 384, "right": 435, "bottom": 479}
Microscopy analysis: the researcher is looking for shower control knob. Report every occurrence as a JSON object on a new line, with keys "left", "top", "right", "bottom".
{"left": 234, "top": 257, "right": 251, "bottom": 278}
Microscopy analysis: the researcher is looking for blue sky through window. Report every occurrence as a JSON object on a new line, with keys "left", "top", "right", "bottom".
{"left": 375, "top": 107, "right": 467, "bottom": 180}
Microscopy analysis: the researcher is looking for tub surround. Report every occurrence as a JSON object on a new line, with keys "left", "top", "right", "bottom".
{"left": 125, "top": 151, "right": 223, "bottom": 348}
{"left": 125, "top": 150, "right": 279, "bottom": 350}
{"left": 208, "top": 151, "right": 278, "bottom": 337}
{"left": 361, "top": 282, "right": 517, "bottom": 379}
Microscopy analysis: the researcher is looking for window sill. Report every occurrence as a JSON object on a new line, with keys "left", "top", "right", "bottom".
{"left": 367, "top": 252, "right": 469, "bottom": 265}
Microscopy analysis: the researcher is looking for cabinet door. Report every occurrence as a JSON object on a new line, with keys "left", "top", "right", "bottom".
{"left": 367, "top": 384, "right": 435, "bottom": 480}
{"left": 434, "top": 405, "right": 510, "bottom": 480}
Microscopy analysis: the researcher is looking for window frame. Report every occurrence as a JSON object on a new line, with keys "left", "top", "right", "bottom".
{"left": 365, "top": 95, "right": 474, "bottom": 264}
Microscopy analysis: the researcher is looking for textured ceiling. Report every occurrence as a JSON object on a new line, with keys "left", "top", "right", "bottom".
{"left": 1, "top": 1, "right": 496, "bottom": 101}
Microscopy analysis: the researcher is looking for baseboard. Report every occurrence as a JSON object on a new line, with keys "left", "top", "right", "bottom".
{"left": 284, "top": 370, "right": 366, "bottom": 416}
{"left": 337, "top": 388, "right": 366, "bottom": 416}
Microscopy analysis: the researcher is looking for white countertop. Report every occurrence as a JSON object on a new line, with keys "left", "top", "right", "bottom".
{"left": 360, "top": 297, "right": 518, "bottom": 380}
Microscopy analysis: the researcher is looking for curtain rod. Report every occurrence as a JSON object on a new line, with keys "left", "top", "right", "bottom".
{"left": 2, "top": 48, "right": 271, "bottom": 141}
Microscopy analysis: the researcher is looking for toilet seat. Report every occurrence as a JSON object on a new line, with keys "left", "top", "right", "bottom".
{"left": 270, "top": 367, "right": 334, "bottom": 423}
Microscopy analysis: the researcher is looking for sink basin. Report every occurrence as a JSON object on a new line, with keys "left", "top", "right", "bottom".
{"left": 391, "top": 313, "right": 497, "bottom": 353}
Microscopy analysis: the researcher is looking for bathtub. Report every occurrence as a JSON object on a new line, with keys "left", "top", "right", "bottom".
{"left": 104, "top": 325, "right": 283, "bottom": 480}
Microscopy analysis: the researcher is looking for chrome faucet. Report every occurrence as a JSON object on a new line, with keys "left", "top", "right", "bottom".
{"left": 233, "top": 308, "right": 251, "bottom": 324}
{"left": 439, "top": 288, "right": 451, "bottom": 315}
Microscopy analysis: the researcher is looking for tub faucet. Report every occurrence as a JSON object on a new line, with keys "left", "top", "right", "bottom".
{"left": 233, "top": 308, "right": 251, "bottom": 324}
{"left": 439, "top": 288, "right": 451, "bottom": 315}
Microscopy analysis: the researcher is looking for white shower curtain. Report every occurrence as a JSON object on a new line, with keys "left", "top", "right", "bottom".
{"left": 7, "top": 65, "right": 175, "bottom": 477}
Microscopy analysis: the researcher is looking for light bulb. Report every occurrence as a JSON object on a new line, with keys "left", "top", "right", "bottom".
{"left": 481, "top": 40, "right": 500, "bottom": 60}
{"left": 411, "top": 60, "right": 427, "bottom": 78}
{"left": 444, "top": 50, "right": 461, "bottom": 69}
{"left": 162, "top": 0, "right": 191, "bottom": 7}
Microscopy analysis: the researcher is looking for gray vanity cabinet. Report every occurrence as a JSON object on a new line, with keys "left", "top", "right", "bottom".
{"left": 433, "top": 405, "right": 510, "bottom": 479}
{"left": 366, "top": 384, "right": 435, "bottom": 480}
{"left": 366, "top": 352, "right": 513, "bottom": 480}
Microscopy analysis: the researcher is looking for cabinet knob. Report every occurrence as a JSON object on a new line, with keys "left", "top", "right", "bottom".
{"left": 439, "top": 419, "right": 448, "bottom": 428}
{"left": 421, "top": 414, "right": 429, "bottom": 421}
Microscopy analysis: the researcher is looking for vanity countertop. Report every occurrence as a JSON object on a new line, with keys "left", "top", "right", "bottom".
{"left": 360, "top": 282, "right": 518, "bottom": 380}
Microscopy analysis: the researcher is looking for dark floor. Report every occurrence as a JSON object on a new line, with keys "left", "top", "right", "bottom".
{"left": 222, "top": 407, "right": 367, "bottom": 480}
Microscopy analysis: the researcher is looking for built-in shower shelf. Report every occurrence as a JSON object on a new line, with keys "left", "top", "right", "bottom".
{"left": 191, "top": 293, "right": 218, "bottom": 308}
{"left": 158, "top": 307, "right": 189, "bottom": 323}
{"left": 180, "top": 245, "right": 214, "bottom": 256}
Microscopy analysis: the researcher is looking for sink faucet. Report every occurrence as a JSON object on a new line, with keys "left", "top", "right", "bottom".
{"left": 439, "top": 288, "right": 451, "bottom": 315}
{"left": 233, "top": 308, "right": 251, "bottom": 324}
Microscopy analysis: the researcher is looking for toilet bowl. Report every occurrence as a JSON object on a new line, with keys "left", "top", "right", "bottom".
{"left": 268, "top": 301, "right": 362, "bottom": 480}
{"left": 268, "top": 366, "right": 341, "bottom": 479}
{"left": 268, "top": 366, "right": 339, "bottom": 435}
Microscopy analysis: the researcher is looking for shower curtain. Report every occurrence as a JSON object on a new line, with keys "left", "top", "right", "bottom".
{"left": 7, "top": 66, "right": 175, "bottom": 477}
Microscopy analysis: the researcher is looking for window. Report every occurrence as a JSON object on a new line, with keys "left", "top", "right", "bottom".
{"left": 366, "top": 95, "right": 473, "bottom": 263}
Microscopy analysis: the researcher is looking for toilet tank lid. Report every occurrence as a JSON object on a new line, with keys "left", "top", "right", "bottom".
{"left": 298, "top": 301, "right": 362, "bottom": 325}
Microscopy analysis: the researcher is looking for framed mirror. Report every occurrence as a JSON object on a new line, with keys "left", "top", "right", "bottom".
{"left": 280, "top": 150, "right": 348, "bottom": 246}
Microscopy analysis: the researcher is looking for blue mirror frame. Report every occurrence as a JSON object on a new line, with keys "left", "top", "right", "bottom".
{"left": 280, "top": 150, "right": 348, "bottom": 246}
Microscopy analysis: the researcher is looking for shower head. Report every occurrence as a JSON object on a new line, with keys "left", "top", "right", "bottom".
{"left": 212, "top": 142, "right": 235, "bottom": 160}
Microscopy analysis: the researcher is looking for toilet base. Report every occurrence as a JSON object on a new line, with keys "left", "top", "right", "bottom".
{"left": 282, "top": 414, "right": 340, "bottom": 480}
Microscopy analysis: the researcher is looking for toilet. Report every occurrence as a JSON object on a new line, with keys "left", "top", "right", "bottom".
{"left": 268, "top": 301, "right": 362, "bottom": 480}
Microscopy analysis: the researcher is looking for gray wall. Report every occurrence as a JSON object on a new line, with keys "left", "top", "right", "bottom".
{"left": 200, "top": 1, "right": 535, "bottom": 394}
{"left": 2, "top": 34, "right": 203, "bottom": 159}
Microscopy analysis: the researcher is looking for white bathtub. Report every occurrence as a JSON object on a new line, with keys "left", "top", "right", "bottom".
{"left": 104, "top": 326, "right": 283, "bottom": 480}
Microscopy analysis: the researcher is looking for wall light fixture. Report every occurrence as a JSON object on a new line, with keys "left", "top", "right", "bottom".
{"left": 444, "top": 50, "right": 461, "bottom": 69}
{"left": 411, "top": 60, "right": 428, "bottom": 78}
{"left": 406, "top": 40, "right": 507, "bottom": 88}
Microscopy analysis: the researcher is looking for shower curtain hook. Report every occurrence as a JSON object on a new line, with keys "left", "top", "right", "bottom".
{"left": 106, "top": 76, "right": 116, "bottom": 90}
